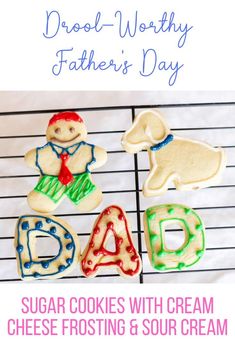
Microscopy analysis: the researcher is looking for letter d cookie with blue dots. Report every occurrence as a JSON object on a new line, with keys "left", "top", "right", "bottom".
{"left": 15, "top": 215, "right": 80, "bottom": 280}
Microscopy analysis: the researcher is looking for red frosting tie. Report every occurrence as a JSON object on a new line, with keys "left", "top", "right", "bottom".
{"left": 58, "top": 153, "right": 74, "bottom": 185}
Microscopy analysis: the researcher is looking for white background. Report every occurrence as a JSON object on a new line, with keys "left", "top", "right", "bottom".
{"left": 0, "top": 0, "right": 234, "bottom": 90}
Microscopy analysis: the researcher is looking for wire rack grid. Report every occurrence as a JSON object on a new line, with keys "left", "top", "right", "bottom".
{"left": 1, "top": 101, "right": 235, "bottom": 283}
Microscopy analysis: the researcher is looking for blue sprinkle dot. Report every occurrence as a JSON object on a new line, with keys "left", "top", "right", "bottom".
{"left": 66, "top": 242, "right": 74, "bottom": 250}
{"left": 50, "top": 226, "right": 56, "bottom": 234}
{"left": 46, "top": 218, "right": 52, "bottom": 223}
{"left": 64, "top": 233, "right": 71, "bottom": 239}
{"left": 33, "top": 272, "right": 40, "bottom": 278}
{"left": 66, "top": 258, "right": 73, "bottom": 265}
{"left": 58, "top": 265, "right": 66, "bottom": 272}
{"left": 21, "top": 221, "right": 29, "bottom": 230}
{"left": 41, "top": 261, "right": 49, "bottom": 269}
{"left": 24, "top": 262, "right": 32, "bottom": 269}
{"left": 35, "top": 221, "right": 43, "bottom": 229}
{"left": 16, "top": 244, "right": 24, "bottom": 253}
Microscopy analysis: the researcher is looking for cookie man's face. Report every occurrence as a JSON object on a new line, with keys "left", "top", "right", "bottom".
{"left": 46, "top": 120, "right": 87, "bottom": 147}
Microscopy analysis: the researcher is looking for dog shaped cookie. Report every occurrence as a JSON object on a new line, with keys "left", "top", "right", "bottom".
{"left": 122, "top": 110, "right": 226, "bottom": 196}
{"left": 25, "top": 111, "right": 107, "bottom": 213}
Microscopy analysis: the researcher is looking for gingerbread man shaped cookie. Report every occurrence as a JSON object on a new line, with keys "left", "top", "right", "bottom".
{"left": 25, "top": 112, "right": 107, "bottom": 213}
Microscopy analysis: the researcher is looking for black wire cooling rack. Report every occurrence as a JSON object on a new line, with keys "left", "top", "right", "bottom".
{"left": 1, "top": 101, "right": 235, "bottom": 283}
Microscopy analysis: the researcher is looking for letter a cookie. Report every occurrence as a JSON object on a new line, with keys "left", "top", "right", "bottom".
{"left": 122, "top": 110, "right": 226, "bottom": 197}
{"left": 25, "top": 112, "right": 107, "bottom": 213}
{"left": 81, "top": 205, "right": 142, "bottom": 278}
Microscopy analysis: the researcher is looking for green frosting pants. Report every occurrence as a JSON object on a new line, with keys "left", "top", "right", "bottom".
{"left": 34, "top": 173, "right": 96, "bottom": 205}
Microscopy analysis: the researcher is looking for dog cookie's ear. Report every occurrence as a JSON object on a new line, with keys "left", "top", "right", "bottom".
{"left": 122, "top": 110, "right": 170, "bottom": 153}
{"left": 143, "top": 110, "right": 170, "bottom": 143}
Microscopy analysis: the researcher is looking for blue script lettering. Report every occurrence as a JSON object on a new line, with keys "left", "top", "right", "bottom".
{"left": 115, "top": 10, "right": 137, "bottom": 38}
{"left": 158, "top": 12, "right": 193, "bottom": 48}
{"left": 115, "top": 10, "right": 192, "bottom": 48}
{"left": 43, "top": 10, "right": 112, "bottom": 39}
{"left": 52, "top": 48, "right": 132, "bottom": 76}
{"left": 140, "top": 48, "right": 184, "bottom": 86}
{"left": 52, "top": 48, "right": 73, "bottom": 75}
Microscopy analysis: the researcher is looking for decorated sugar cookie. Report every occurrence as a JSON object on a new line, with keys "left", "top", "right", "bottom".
{"left": 122, "top": 110, "right": 226, "bottom": 196}
{"left": 81, "top": 205, "right": 142, "bottom": 278}
{"left": 15, "top": 215, "right": 80, "bottom": 280}
{"left": 144, "top": 204, "right": 205, "bottom": 271}
{"left": 25, "top": 112, "right": 107, "bottom": 213}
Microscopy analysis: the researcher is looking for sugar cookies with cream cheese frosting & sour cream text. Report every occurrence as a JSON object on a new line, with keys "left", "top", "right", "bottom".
{"left": 25, "top": 111, "right": 107, "bottom": 213}
{"left": 122, "top": 110, "right": 226, "bottom": 197}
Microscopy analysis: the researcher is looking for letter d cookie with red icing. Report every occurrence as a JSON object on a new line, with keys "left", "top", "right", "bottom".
{"left": 25, "top": 112, "right": 107, "bottom": 213}
{"left": 81, "top": 205, "right": 142, "bottom": 278}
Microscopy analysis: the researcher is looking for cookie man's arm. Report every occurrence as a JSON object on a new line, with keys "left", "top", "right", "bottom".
{"left": 24, "top": 148, "right": 37, "bottom": 169}
{"left": 92, "top": 146, "right": 107, "bottom": 169}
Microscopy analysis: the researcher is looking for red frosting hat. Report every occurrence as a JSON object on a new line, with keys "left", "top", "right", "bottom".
{"left": 48, "top": 111, "right": 83, "bottom": 126}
